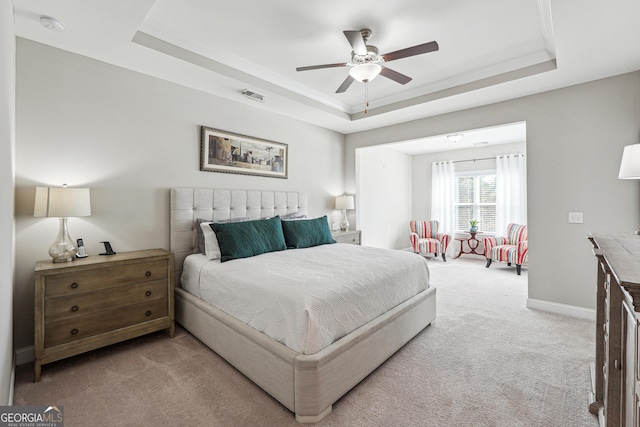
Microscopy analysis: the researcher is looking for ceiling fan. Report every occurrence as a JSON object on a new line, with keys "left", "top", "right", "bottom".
{"left": 296, "top": 29, "right": 439, "bottom": 93}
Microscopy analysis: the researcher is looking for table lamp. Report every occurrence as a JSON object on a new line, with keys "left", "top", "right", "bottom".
{"left": 618, "top": 144, "right": 640, "bottom": 234}
{"left": 34, "top": 185, "right": 91, "bottom": 262}
{"left": 335, "top": 195, "right": 355, "bottom": 231}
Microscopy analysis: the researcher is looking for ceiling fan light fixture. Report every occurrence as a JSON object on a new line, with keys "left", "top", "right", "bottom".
{"left": 349, "top": 63, "right": 382, "bottom": 82}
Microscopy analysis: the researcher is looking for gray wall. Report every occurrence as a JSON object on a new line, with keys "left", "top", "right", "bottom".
{"left": 14, "top": 39, "right": 345, "bottom": 350}
{"left": 346, "top": 72, "right": 640, "bottom": 310}
{"left": 1, "top": 0, "right": 16, "bottom": 405}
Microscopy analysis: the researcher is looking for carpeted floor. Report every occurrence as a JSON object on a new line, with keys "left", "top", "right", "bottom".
{"left": 14, "top": 256, "right": 599, "bottom": 426}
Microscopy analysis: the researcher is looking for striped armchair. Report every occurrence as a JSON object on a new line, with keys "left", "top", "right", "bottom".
{"left": 409, "top": 220, "right": 452, "bottom": 262}
{"left": 483, "top": 223, "right": 528, "bottom": 275}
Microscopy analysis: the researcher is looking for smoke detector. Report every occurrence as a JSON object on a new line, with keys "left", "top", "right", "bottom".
{"left": 40, "top": 16, "right": 65, "bottom": 32}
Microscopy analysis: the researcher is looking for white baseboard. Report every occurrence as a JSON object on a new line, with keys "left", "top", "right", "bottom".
{"left": 8, "top": 360, "right": 14, "bottom": 406}
{"left": 14, "top": 346, "right": 34, "bottom": 366}
{"left": 526, "top": 298, "right": 596, "bottom": 321}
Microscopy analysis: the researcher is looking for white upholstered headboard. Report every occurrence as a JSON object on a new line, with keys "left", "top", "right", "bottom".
{"left": 170, "top": 188, "right": 308, "bottom": 285}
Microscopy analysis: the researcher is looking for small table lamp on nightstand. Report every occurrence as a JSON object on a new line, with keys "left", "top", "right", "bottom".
{"left": 335, "top": 195, "right": 354, "bottom": 231}
{"left": 34, "top": 185, "right": 91, "bottom": 262}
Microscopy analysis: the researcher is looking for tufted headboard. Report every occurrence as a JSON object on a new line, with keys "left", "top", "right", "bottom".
{"left": 170, "top": 188, "right": 308, "bottom": 285}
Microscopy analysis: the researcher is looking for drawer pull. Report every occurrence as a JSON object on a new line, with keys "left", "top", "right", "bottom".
{"left": 145, "top": 310, "right": 152, "bottom": 317}
{"left": 145, "top": 291, "right": 152, "bottom": 297}
{"left": 71, "top": 305, "right": 79, "bottom": 312}
{"left": 71, "top": 328, "right": 79, "bottom": 335}
{"left": 70, "top": 282, "right": 79, "bottom": 289}
{"left": 145, "top": 271, "right": 152, "bottom": 277}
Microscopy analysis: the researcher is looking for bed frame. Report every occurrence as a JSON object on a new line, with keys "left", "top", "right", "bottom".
{"left": 170, "top": 188, "right": 437, "bottom": 422}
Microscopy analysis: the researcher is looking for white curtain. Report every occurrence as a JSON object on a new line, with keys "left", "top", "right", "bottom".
{"left": 495, "top": 154, "right": 527, "bottom": 234}
{"left": 431, "top": 161, "right": 456, "bottom": 254}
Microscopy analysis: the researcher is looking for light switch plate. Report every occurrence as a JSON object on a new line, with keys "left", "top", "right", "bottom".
{"left": 568, "top": 212, "right": 584, "bottom": 224}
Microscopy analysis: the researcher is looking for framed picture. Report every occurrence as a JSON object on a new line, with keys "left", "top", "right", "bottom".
{"left": 200, "top": 126, "right": 288, "bottom": 179}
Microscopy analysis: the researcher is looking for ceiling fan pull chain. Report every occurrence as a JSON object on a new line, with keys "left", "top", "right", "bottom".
{"left": 364, "top": 80, "right": 369, "bottom": 114}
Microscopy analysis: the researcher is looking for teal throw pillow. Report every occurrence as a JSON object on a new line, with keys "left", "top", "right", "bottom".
{"left": 211, "top": 216, "right": 287, "bottom": 262}
{"left": 281, "top": 215, "right": 336, "bottom": 249}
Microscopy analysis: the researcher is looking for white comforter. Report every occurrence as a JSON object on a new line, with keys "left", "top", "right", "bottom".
{"left": 180, "top": 244, "right": 430, "bottom": 354}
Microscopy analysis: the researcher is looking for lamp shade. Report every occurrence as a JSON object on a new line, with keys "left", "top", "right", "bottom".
{"left": 34, "top": 186, "right": 91, "bottom": 218}
{"left": 335, "top": 195, "right": 355, "bottom": 210}
{"left": 619, "top": 144, "right": 640, "bottom": 179}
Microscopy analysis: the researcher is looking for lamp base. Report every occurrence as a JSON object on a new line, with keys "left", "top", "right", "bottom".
{"left": 49, "top": 218, "right": 78, "bottom": 263}
{"left": 340, "top": 209, "right": 350, "bottom": 231}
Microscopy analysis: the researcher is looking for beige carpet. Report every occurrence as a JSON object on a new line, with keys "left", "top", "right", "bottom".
{"left": 14, "top": 256, "right": 599, "bottom": 426}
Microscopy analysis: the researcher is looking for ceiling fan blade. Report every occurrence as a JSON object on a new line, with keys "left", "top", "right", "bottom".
{"left": 343, "top": 30, "right": 367, "bottom": 55}
{"left": 380, "top": 66, "right": 412, "bottom": 85}
{"left": 382, "top": 41, "right": 439, "bottom": 62}
{"left": 336, "top": 75, "right": 355, "bottom": 93}
{"left": 296, "top": 62, "right": 348, "bottom": 72}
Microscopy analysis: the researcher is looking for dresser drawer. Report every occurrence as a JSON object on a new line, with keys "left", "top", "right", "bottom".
{"left": 45, "top": 279, "right": 167, "bottom": 322}
{"left": 45, "top": 298, "right": 168, "bottom": 348}
{"left": 45, "top": 260, "right": 168, "bottom": 297}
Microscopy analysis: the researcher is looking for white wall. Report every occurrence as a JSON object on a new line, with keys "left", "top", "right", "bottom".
{"left": 1, "top": 0, "right": 16, "bottom": 405}
{"left": 357, "top": 146, "right": 412, "bottom": 248}
{"left": 14, "top": 39, "right": 345, "bottom": 350}
{"left": 346, "top": 72, "right": 640, "bottom": 311}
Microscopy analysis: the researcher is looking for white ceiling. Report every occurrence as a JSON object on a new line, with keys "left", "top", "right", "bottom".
{"left": 12, "top": 0, "right": 640, "bottom": 141}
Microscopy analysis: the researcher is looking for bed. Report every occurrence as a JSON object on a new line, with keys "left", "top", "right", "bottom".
{"left": 170, "top": 188, "right": 437, "bottom": 422}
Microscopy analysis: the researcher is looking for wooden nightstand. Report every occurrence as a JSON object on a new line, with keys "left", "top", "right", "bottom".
{"left": 331, "top": 230, "right": 361, "bottom": 245}
{"left": 34, "top": 249, "right": 174, "bottom": 382}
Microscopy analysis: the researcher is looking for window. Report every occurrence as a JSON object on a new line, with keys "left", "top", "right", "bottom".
{"left": 454, "top": 171, "right": 496, "bottom": 233}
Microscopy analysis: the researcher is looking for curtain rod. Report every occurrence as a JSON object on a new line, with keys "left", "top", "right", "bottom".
{"left": 433, "top": 153, "right": 524, "bottom": 165}
{"left": 452, "top": 156, "right": 495, "bottom": 164}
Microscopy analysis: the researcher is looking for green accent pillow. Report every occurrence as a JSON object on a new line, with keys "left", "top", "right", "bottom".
{"left": 211, "top": 216, "right": 287, "bottom": 262}
{"left": 281, "top": 215, "right": 336, "bottom": 249}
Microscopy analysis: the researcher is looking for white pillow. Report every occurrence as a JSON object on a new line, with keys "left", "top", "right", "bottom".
{"left": 200, "top": 222, "right": 221, "bottom": 260}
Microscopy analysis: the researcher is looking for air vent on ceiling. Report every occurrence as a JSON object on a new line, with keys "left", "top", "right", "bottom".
{"left": 241, "top": 89, "right": 265, "bottom": 103}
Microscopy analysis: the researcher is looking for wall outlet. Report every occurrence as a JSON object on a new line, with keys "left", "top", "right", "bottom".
{"left": 568, "top": 212, "right": 584, "bottom": 224}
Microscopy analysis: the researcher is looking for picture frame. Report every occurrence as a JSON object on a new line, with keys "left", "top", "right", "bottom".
{"left": 200, "top": 126, "right": 288, "bottom": 179}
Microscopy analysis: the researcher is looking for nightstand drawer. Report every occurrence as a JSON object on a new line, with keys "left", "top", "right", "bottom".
{"left": 331, "top": 230, "right": 361, "bottom": 245}
{"left": 45, "top": 279, "right": 167, "bottom": 322}
{"left": 45, "top": 298, "right": 168, "bottom": 348}
{"left": 45, "top": 260, "right": 168, "bottom": 297}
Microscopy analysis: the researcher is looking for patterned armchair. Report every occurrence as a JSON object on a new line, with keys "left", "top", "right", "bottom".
{"left": 409, "top": 220, "right": 452, "bottom": 262}
{"left": 483, "top": 223, "right": 528, "bottom": 275}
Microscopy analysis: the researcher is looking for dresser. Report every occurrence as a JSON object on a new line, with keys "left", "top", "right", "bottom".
{"left": 331, "top": 229, "right": 361, "bottom": 245}
{"left": 588, "top": 232, "right": 640, "bottom": 427}
{"left": 34, "top": 249, "right": 174, "bottom": 381}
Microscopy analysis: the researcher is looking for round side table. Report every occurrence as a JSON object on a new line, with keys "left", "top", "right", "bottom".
{"left": 453, "top": 232, "right": 485, "bottom": 259}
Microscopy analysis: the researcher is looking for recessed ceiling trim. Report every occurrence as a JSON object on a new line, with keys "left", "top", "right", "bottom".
{"left": 351, "top": 59, "right": 557, "bottom": 121}
{"left": 537, "top": 0, "right": 557, "bottom": 56}
{"left": 132, "top": 31, "right": 350, "bottom": 121}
